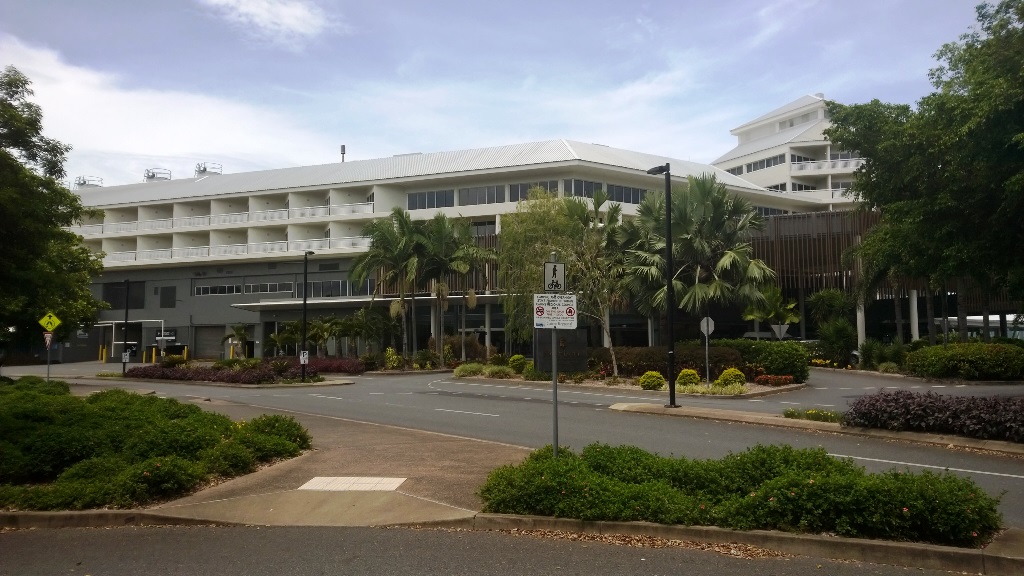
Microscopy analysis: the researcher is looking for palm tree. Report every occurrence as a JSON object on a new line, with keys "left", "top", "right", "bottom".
{"left": 351, "top": 207, "right": 421, "bottom": 364}
{"left": 265, "top": 331, "right": 291, "bottom": 357}
{"left": 742, "top": 284, "right": 800, "bottom": 339}
{"left": 419, "top": 213, "right": 475, "bottom": 358}
{"left": 622, "top": 174, "right": 774, "bottom": 338}
{"left": 307, "top": 315, "right": 343, "bottom": 357}
{"left": 220, "top": 324, "right": 250, "bottom": 359}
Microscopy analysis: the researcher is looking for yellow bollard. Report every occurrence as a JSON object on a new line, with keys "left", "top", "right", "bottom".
{"left": 184, "top": 345, "right": 189, "bottom": 361}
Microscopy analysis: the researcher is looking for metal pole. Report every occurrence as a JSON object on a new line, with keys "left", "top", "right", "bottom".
{"left": 46, "top": 339, "right": 51, "bottom": 382}
{"left": 664, "top": 166, "right": 677, "bottom": 407}
{"left": 122, "top": 279, "right": 129, "bottom": 376}
{"left": 549, "top": 251, "right": 559, "bottom": 457}
{"left": 301, "top": 251, "right": 311, "bottom": 382}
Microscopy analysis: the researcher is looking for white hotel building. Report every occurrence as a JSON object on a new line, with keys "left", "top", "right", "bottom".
{"left": 69, "top": 121, "right": 857, "bottom": 360}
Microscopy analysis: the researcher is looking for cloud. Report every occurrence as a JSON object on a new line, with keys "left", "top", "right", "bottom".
{"left": 1, "top": 34, "right": 337, "bottom": 186}
{"left": 196, "top": 0, "right": 344, "bottom": 49}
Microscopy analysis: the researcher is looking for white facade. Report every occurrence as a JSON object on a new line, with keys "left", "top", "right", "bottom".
{"left": 73, "top": 139, "right": 837, "bottom": 271}
{"left": 712, "top": 93, "right": 861, "bottom": 210}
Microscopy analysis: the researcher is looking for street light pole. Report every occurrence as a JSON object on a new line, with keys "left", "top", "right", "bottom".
{"left": 301, "top": 250, "right": 314, "bottom": 382}
{"left": 122, "top": 279, "right": 130, "bottom": 376}
{"left": 647, "top": 163, "right": 677, "bottom": 408}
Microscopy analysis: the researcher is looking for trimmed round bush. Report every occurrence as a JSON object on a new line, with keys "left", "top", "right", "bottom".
{"left": 638, "top": 371, "right": 666, "bottom": 391}
{"left": 235, "top": 431, "right": 301, "bottom": 461}
{"left": 675, "top": 369, "right": 701, "bottom": 387}
{"left": 714, "top": 367, "right": 747, "bottom": 387}
{"left": 482, "top": 365, "right": 515, "bottom": 379}
{"left": 877, "top": 361, "right": 901, "bottom": 374}
{"left": 751, "top": 341, "right": 810, "bottom": 383}
{"left": 508, "top": 354, "right": 527, "bottom": 374}
{"left": 246, "top": 415, "right": 311, "bottom": 450}
{"left": 453, "top": 362, "right": 485, "bottom": 377}
{"left": 199, "top": 440, "right": 256, "bottom": 476}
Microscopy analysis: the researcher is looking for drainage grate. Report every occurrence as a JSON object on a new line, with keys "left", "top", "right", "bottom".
{"left": 298, "top": 477, "right": 406, "bottom": 491}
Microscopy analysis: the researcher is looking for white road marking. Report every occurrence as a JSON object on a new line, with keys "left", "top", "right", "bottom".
{"left": 779, "top": 401, "right": 800, "bottom": 405}
{"left": 828, "top": 454, "right": 1024, "bottom": 479}
{"left": 838, "top": 387, "right": 851, "bottom": 390}
{"left": 748, "top": 399, "right": 764, "bottom": 402}
{"left": 813, "top": 387, "right": 827, "bottom": 390}
{"left": 956, "top": 385, "right": 967, "bottom": 388}
{"left": 435, "top": 408, "right": 498, "bottom": 417}
{"left": 817, "top": 404, "right": 835, "bottom": 407}
{"left": 369, "top": 392, "right": 384, "bottom": 395}
{"left": 932, "top": 385, "right": 947, "bottom": 388}
{"left": 885, "top": 386, "right": 900, "bottom": 389}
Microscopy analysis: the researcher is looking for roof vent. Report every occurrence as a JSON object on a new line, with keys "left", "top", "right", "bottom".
{"left": 73, "top": 176, "right": 103, "bottom": 189}
{"left": 194, "top": 162, "right": 223, "bottom": 177}
{"left": 144, "top": 168, "right": 171, "bottom": 182}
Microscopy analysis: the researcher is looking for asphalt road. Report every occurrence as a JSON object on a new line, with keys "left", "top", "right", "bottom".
{"left": 54, "top": 367, "right": 1024, "bottom": 528}
{"left": 0, "top": 526, "right": 962, "bottom": 576}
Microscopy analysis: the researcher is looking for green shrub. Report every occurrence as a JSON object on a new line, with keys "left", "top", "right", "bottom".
{"left": 57, "top": 456, "right": 131, "bottom": 482}
{"left": 675, "top": 369, "right": 701, "bottom": 387}
{"left": 676, "top": 383, "right": 746, "bottom": 395}
{"left": 783, "top": 408, "right": 844, "bottom": 423}
{"left": 508, "top": 354, "right": 527, "bottom": 374}
{"left": 383, "top": 347, "right": 404, "bottom": 370}
{"left": 751, "top": 341, "right": 810, "bottom": 383}
{"left": 245, "top": 415, "right": 311, "bottom": 450}
{"left": 0, "top": 376, "right": 71, "bottom": 396}
{"left": 818, "top": 318, "right": 857, "bottom": 366}
{"left": 199, "top": 440, "right": 255, "bottom": 476}
{"left": 857, "top": 339, "right": 883, "bottom": 370}
{"left": 235, "top": 430, "right": 301, "bottom": 461}
{"left": 360, "top": 352, "right": 383, "bottom": 371}
{"left": 638, "top": 371, "right": 666, "bottom": 391}
{"left": 478, "top": 443, "right": 1003, "bottom": 547}
{"left": 489, "top": 353, "right": 508, "bottom": 366}
{"left": 160, "top": 354, "right": 188, "bottom": 368}
{"left": 482, "top": 365, "right": 515, "bottom": 379}
{"left": 114, "top": 455, "right": 205, "bottom": 503}
{"left": 453, "top": 362, "right": 485, "bottom": 377}
{"left": 714, "top": 367, "right": 746, "bottom": 387}
{"left": 877, "top": 361, "right": 901, "bottom": 374}
{"left": 522, "top": 361, "right": 550, "bottom": 381}
{"left": 414, "top": 349, "right": 440, "bottom": 369}
{"left": 905, "top": 343, "right": 1024, "bottom": 380}
{"left": 880, "top": 341, "right": 909, "bottom": 367}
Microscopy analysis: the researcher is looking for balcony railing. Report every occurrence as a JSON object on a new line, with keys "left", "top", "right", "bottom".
{"left": 790, "top": 158, "right": 865, "bottom": 173}
{"left": 70, "top": 201, "right": 374, "bottom": 236}
{"left": 101, "top": 237, "right": 370, "bottom": 265}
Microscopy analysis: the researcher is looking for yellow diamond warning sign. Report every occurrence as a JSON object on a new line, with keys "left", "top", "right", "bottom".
{"left": 39, "top": 312, "right": 62, "bottom": 331}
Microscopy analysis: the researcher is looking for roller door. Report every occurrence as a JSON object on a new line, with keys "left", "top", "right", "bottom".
{"left": 193, "top": 326, "right": 226, "bottom": 360}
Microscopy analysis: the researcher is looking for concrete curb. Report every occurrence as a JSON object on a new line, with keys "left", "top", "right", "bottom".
{"left": 407, "top": 514, "right": 1023, "bottom": 576}
{"left": 609, "top": 403, "right": 1024, "bottom": 457}
{"left": 0, "top": 510, "right": 244, "bottom": 529}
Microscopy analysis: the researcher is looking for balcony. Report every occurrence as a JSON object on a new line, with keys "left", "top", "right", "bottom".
{"left": 790, "top": 158, "right": 865, "bottom": 174}
{"left": 789, "top": 188, "right": 858, "bottom": 203}
{"left": 70, "top": 201, "right": 374, "bottom": 237}
{"left": 100, "top": 236, "right": 371, "bottom": 266}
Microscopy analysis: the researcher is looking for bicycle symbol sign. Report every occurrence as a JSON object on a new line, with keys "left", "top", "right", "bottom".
{"left": 544, "top": 262, "right": 565, "bottom": 292}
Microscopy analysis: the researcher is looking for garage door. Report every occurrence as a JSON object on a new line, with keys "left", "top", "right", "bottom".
{"left": 193, "top": 326, "right": 226, "bottom": 360}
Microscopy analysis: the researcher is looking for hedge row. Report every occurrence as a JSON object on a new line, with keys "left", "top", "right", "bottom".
{"left": 0, "top": 378, "right": 311, "bottom": 509}
{"left": 589, "top": 340, "right": 809, "bottom": 383}
{"left": 905, "top": 343, "right": 1024, "bottom": 380}
{"left": 126, "top": 363, "right": 318, "bottom": 384}
{"left": 479, "top": 443, "right": 1001, "bottom": 547}
{"left": 843, "top": 390, "right": 1024, "bottom": 443}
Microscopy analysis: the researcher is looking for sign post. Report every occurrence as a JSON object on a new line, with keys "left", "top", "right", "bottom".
{"left": 535, "top": 252, "right": 579, "bottom": 457}
{"left": 38, "top": 313, "right": 61, "bottom": 383}
{"left": 300, "top": 350, "right": 309, "bottom": 365}
{"left": 700, "top": 316, "right": 715, "bottom": 384}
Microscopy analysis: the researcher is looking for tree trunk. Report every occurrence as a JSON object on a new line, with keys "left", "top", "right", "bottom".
{"left": 982, "top": 290, "right": 991, "bottom": 343}
{"left": 956, "top": 278, "right": 968, "bottom": 343}
{"left": 926, "top": 287, "right": 937, "bottom": 345}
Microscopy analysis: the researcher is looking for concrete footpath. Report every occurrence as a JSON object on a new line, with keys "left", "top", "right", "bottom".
{"left": 2, "top": 364, "right": 1023, "bottom": 574}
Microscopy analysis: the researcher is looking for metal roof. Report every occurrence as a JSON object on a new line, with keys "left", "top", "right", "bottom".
{"left": 76, "top": 139, "right": 764, "bottom": 207}
{"left": 712, "top": 120, "right": 825, "bottom": 165}
{"left": 730, "top": 94, "right": 825, "bottom": 133}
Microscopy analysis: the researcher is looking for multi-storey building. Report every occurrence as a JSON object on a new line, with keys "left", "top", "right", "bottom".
{"left": 69, "top": 139, "right": 841, "bottom": 361}
{"left": 712, "top": 93, "right": 860, "bottom": 210}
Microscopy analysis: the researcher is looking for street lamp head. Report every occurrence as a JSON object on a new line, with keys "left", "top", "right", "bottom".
{"left": 305, "top": 250, "right": 315, "bottom": 256}
{"left": 647, "top": 164, "right": 669, "bottom": 176}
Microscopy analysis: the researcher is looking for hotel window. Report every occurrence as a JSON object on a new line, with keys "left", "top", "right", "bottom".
{"left": 791, "top": 183, "right": 817, "bottom": 192}
{"left": 790, "top": 154, "right": 816, "bottom": 163}
{"left": 458, "top": 185, "right": 506, "bottom": 206}
{"left": 407, "top": 189, "right": 454, "bottom": 210}
{"left": 829, "top": 151, "right": 856, "bottom": 160}
{"left": 509, "top": 180, "right": 558, "bottom": 202}
{"left": 756, "top": 206, "right": 788, "bottom": 217}
{"left": 606, "top": 184, "right": 646, "bottom": 204}
{"left": 725, "top": 166, "right": 744, "bottom": 176}
{"left": 766, "top": 183, "right": 787, "bottom": 192}
{"left": 744, "top": 154, "right": 786, "bottom": 173}
{"left": 295, "top": 280, "right": 346, "bottom": 299}
{"left": 243, "top": 282, "right": 295, "bottom": 295}
{"left": 470, "top": 220, "right": 496, "bottom": 237}
{"left": 195, "top": 284, "right": 243, "bottom": 296}
{"left": 563, "top": 179, "right": 603, "bottom": 199}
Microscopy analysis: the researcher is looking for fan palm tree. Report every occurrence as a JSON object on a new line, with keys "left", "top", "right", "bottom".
{"left": 351, "top": 207, "right": 421, "bottom": 364}
{"left": 420, "top": 213, "right": 475, "bottom": 358}
{"left": 220, "top": 324, "right": 250, "bottom": 359}
{"left": 742, "top": 284, "right": 800, "bottom": 339}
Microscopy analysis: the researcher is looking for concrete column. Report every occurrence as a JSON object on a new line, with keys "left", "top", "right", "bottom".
{"left": 856, "top": 300, "right": 866, "bottom": 347}
{"left": 484, "top": 303, "right": 492, "bottom": 355}
{"left": 430, "top": 305, "right": 436, "bottom": 341}
{"left": 909, "top": 289, "right": 920, "bottom": 341}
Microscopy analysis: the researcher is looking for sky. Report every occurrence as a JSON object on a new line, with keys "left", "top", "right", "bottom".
{"left": 1, "top": 0, "right": 982, "bottom": 187}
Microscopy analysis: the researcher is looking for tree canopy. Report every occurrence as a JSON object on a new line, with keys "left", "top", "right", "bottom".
{"left": 825, "top": 0, "right": 1024, "bottom": 302}
{"left": 0, "top": 66, "right": 105, "bottom": 340}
